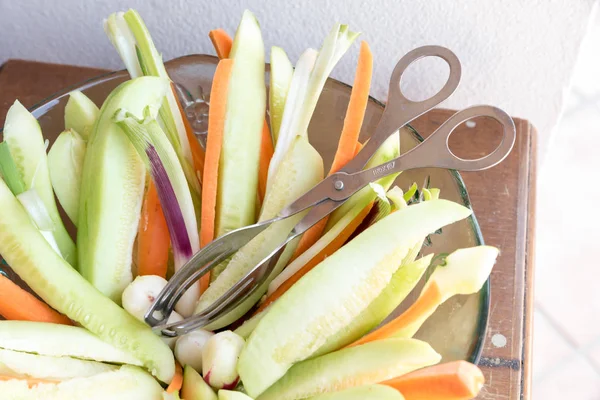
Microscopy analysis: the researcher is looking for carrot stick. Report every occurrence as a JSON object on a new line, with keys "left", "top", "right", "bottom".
{"left": 255, "top": 202, "right": 374, "bottom": 314}
{"left": 166, "top": 362, "right": 184, "bottom": 393}
{"left": 0, "top": 375, "right": 60, "bottom": 388}
{"left": 290, "top": 42, "right": 373, "bottom": 261}
{"left": 173, "top": 83, "right": 205, "bottom": 184}
{"left": 209, "top": 28, "right": 274, "bottom": 204}
{"left": 137, "top": 181, "right": 170, "bottom": 278}
{"left": 380, "top": 361, "right": 485, "bottom": 400}
{"left": 199, "top": 59, "right": 234, "bottom": 292}
{"left": 0, "top": 274, "right": 72, "bottom": 325}
{"left": 348, "top": 281, "right": 444, "bottom": 347}
{"left": 209, "top": 29, "right": 233, "bottom": 60}
{"left": 330, "top": 41, "right": 373, "bottom": 174}
{"left": 258, "top": 120, "right": 274, "bottom": 202}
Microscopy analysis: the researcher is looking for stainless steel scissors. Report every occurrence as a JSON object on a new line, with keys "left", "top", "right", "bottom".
{"left": 146, "top": 45, "right": 516, "bottom": 336}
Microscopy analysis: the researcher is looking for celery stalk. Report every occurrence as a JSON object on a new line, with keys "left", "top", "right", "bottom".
{"left": 47, "top": 129, "right": 86, "bottom": 225}
{"left": 2, "top": 101, "right": 77, "bottom": 267}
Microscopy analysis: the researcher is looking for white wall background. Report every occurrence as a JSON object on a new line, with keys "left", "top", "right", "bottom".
{"left": 0, "top": 0, "right": 597, "bottom": 158}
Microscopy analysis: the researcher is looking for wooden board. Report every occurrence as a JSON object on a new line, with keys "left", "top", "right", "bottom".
{"left": 0, "top": 58, "right": 536, "bottom": 399}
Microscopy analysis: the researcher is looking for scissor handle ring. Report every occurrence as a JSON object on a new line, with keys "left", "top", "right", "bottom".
{"left": 417, "top": 105, "right": 517, "bottom": 171}
{"left": 387, "top": 45, "right": 462, "bottom": 118}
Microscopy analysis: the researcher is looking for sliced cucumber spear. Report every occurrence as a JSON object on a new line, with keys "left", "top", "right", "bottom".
{"left": 78, "top": 76, "right": 170, "bottom": 302}
{"left": 0, "top": 177, "right": 175, "bottom": 383}
{"left": 256, "top": 338, "right": 440, "bottom": 400}
{"left": 0, "top": 320, "right": 143, "bottom": 366}
{"left": 64, "top": 91, "right": 100, "bottom": 140}
{"left": 1, "top": 101, "right": 77, "bottom": 266}
{"left": 0, "top": 365, "right": 164, "bottom": 400}
{"left": 239, "top": 199, "right": 472, "bottom": 397}
{"left": 196, "top": 136, "right": 324, "bottom": 329}
{"left": 211, "top": 10, "right": 266, "bottom": 280}
{"left": 0, "top": 348, "right": 118, "bottom": 380}
{"left": 47, "top": 129, "right": 86, "bottom": 225}
{"left": 305, "top": 384, "right": 405, "bottom": 400}
{"left": 269, "top": 46, "right": 293, "bottom": 145}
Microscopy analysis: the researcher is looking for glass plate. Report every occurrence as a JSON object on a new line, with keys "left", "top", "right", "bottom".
{"left": 10, "top": 54, "right": 489, "bottom": 363}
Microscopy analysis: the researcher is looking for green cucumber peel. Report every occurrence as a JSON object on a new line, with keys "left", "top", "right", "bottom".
{"left": 0, "top": 178, "right": 175, "bottom": 383}
{"left": 0, "top": 142, "right": 26, "bottom": 195}
{"left": 47, "top": 129, "right": 86, "bottom": 225}
{"left": 2, "top": 101, "right": 76, "bottom": 267}
{"left": 64, "top": 91, "right": 99, "bottom": 140}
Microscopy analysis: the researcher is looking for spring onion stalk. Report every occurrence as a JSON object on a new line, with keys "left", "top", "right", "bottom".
{"left": 386, "top": 186, "right": 408, "bottom": 210}
{"left": 269, "top": 46, "right": 294, "bottom": 145}
{"left": 115, "top": 108, "right": 200, "bottom": 316}
{"left": 104, "top": 11, "right": 199, "bottom": 197}
{"left": 267, "top": 24, "right": 359, "bottom": 192}
{"left": 47, "top": 129, "right": 86, "bottom": 225}
{"left": 64, "top": 91, "right": 100, "bottom": 140}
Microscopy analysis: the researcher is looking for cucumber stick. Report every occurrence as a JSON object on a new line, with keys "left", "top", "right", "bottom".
{"left": 64, "top": 91, "right": 100, "bottom": 140}
{"left": 0, "top": 365, "right": 164, "bottom": 400}
{"left": 257, "top": 339, "right": 440, "bottom": 400}
{"left": 313, "top": 254, "right": 433, "bottom": 357}
{"left": 47, "top": 129, "right": 86, "bottom": 225}
{"left": 0, "top": 321, "right": 143, "bottom": 366}
{"left": 269, "top": 46, "right": 293, "bottom": 145}
{"left": 305, "top": 385, "right": 405, "bottom": 400}
{"left": 78, "top": 76, "right": 168, "bottom": 302}
{"left": 0, "top": 348, "right": 117, "bottom": 380}
{"left": 213, "top": 11, "right": 266, "bottom": 279}
{"left": 2, "top": 101, "right": 76, "bottom": 266}
{"left": 197, "top": 136, "right": 324, "bottom": 327}
{"left": 0, "top": 178, "right": 175, "bottom": 383}
{"left": 239, "top": 200, "right": 472, "bottom": 397}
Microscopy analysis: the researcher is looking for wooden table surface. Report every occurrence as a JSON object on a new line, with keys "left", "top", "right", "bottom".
{"left": 0, "top": 59, "right": 536, "bottom": 399}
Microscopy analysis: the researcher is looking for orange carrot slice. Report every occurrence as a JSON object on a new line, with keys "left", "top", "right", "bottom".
{"left": 290, "top": 42, "right": 373, "bottom": 261}
{"left": 258, "top": 120, "right": 274, "bottom": 202}
{"left": 137, "top": 181, "right": 170, "bottom": 278}
{"left": 0, "top": 274, "right": 72, "bottom": 325}
{"left": 199, "top": 59, "right": 234, "bottom": 292}
{"left": 330, "top": 41, "right": 373, "bottom": 174}
{"left": 348, "top": 281, "right": 444, "bottom": 347}
{"left": 209, "top": 29, "right": 233, "bottom": 60}
{"left": 0, "top": 375, "right": 59, "bottom": 388}
{"left": 209, "top": 28, "right": 274, "bottom": 204}
{"left": 255, "top": 202, "right": 374, "bottom": 314}
{"left": 381, "top": 361, "right": 485, "bottom": 400}
{"left": 166, "top": 362, "right": 184, "bottom": 393}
